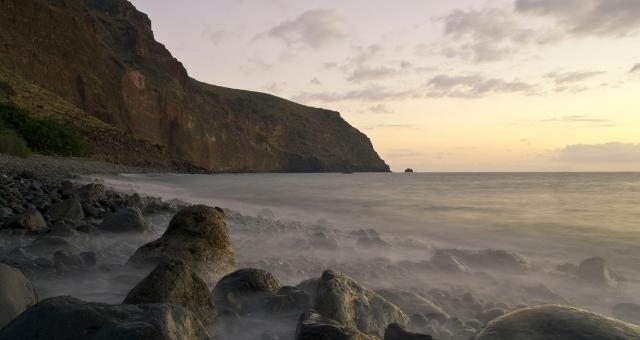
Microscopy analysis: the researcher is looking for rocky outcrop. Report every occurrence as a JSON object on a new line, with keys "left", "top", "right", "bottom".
{"left": 296, "top": 310, "right": 376, "bottom": 340}
{"left": 0, "top": 296, "right": 209, "bottom": 340}
{"left": 128, "top": 205, "right": 235, "bottom": 285}
{"left": 212, "top": 268, "right": 280, "bottom": 315}
{"left": 0, "top": 0, "right": 389, "bottom": 173}
{"left": 315, "top": 270, "right": 409, "bottom": 338}
{"left": 0, "top": 263, "right": 37, "bottom": 329}
{"left": 473, "top": 305, "right": 640, "bottom": 340}
{"left": 577, "top": 257, "right": 619, "bottom": 288}
{"left": 123, "top": 261, "right": 214, "bottom": 323}
{"left": 47, "top": 198, "right": 85, "bottom": 221}
{"left": 6, "top": 208, "right": 47, "bottom": 232}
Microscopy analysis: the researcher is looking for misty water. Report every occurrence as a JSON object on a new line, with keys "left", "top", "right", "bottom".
{"left": 32, "top": 172, "right": 640, "bottom": 337}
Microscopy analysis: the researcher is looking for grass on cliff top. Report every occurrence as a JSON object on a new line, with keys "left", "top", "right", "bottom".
{"left": 0, "top": 103, "right": 90, "bottom": 157}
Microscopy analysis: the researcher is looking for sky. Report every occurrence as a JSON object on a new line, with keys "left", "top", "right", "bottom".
{"left": 129, "top": 0, "right": 640, "bottom": 172}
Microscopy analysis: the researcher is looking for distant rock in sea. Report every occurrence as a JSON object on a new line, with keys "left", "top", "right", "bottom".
{"left": 404, "top": 168, "right": 414, "bottom": 173}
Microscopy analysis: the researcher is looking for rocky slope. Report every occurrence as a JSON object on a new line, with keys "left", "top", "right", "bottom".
{"left": 0, "top": 0, "right": 389, "bottom": 172}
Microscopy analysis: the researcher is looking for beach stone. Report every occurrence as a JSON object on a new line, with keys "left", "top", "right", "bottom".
{"left": 376, "top": 289, "right": 448, "bottom": 319}
{"left": 212, "top": 268, "right": 280, "bottom": 315}
{"left": 295, "top": 310, "right": 376, "bottom": 340}
{"left": 128, "top": 205, "right": 235, "bottom": 285}
{"left": 78, "top": 183, "right": 106, "bottom": 202}
{"left": 123, "top": 261, "right": 214, "bottom": 323}
{"left": 0, "top": 296, "right": 209, "bottom": 340}
{"left": 384, "top": 323, "right": 433, "bottom": 340}
{"left": 612, "top": 303, "right": 640, "bottom": 325}
{"left": 473, "top": 305, "right": 640, "bottom": 340}
{"left": 315, "top": 270, "right": 409, "bottom": 338}
{"left": 430, "top": 250, "right": 469, "bottom": 273}
{"left": 6, "top": 208, "right": 47, "bottom": 232}
{"left": 47, "top": 198, "right": 84, "bottom": 221}
{"left": 99, "top": 207, "right": 149, "bottom": 233}
{"left": 577, "top": 257, "right": 619, "bottom": 287}
{"left": 0, "top": 263, "right": 37, "bottom": 329}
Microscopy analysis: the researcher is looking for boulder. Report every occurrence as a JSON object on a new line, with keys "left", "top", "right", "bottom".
{"left": 22, "top": 235, "right": 81, "bottom": 257}
{"left": 315, "top": 270, "right": 408, "bottom": 338}
{"left": 612, "top": 303, "right": 640, "bottom": 325}
{"left": 53, "top": 251, "right": 97, "bottom": 273}
{"left": 577, "top": 257, "right": 619, "bottom": 288}
{"left": 123, "top": 261, "right": 214, "bottom": 323}
{"left": 78, "top": 183, "right": 106, "bottom": 202}
{"left": 0, "top": 263, "right": 37, "bottom": 329}
{"left": 384, "top": 323, "right": 433, "bottom": 340}
{"left": 295, "top": 310, "right": 376, "bottom": 340}
{"left": 265, "top": 286, "right": 312, "bottom": 316}
{"left": 47, "top": 198, "right": 84, "bottom": 221}
{"left": 442, "top": 248, "right": 531, "bottom": 272}
{"left": 128, "top": 205, "right": 235, "bottom": 285}
{"left": 212, "top": 268, "right": 280, "bottom": 315}
{"left": 473, "top": 305, "right": 640, "bottom": 340}
{"left": 0, "top": 296, "right": 209, "bottom": 340}
{"left": 99, "top": 207, "right": 149, "bottom": 233}
{"left": 376, "top": 289, "right": 448, "bottom": 319}
{"left": 430, "top": 250, "right": 469, "bottom": 273}
{"left": 6, "top": 208, "right": 47, "bottom": 232}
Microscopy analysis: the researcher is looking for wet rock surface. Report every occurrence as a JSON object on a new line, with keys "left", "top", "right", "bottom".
{"left": 0, "top": 263, "right": 37, "bottom": 329}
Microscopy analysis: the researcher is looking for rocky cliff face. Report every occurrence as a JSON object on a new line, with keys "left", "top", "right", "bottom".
{"left": 0, "top": 0, "right": 389, "bottom": 172}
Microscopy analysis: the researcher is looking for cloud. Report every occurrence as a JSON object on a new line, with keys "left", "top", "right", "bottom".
{"left": 293, "top": 85, "right": 417, "bottom": 103}
{"left": 545, "top": 71, "right": 605, "bottom": 84}
{"left": 515, "top": 0, "right": 640, "bottom": 36}
{"left": 309, "top": 78, "right": 322, "bottom": 85}
{"left": 369, "top": 104, "right": 393, "bottom": 114}
{"left": 425, "top": 74, "right": 536, "bottom": 98}
{"left": 263, "top": 82, "right": 286, "bottom": 93}
{"left": 347, "top": 65, "right": 402, "bottom": 82}
{"left": 266, "top": 9, "right": 349, "bottom": 49}
{"left": 323, "top": 62, "right": 338, "bottom": 70}
{"left": 363, "top": 124, "right": 419, "bottom": 131}
{"left": 630, "top": 63, "right": 640, "bottom": 73}
{"left": 558, "top": 142, "right": 640, "bottom": 162}
{"left": 204, "top": 29, "right": 226, "bottom": 45}
{"left": 542, "top": 115, "right": 610, "bottom": 123}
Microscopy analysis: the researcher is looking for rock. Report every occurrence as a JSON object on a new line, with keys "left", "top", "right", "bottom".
{"left": 384, "top": 323, "right": 433, "bottom": 340}
{"left": 6, "top": 208, "right": 47, "bottom": 232}
{"left": 0, "top": 263, "right": 37, "bottom": 329}
{"left": 473, "top": 305, "right": 640, "bottom": 340}
{"left": 265, "top": 286, "right": 312, "bottom": 315}
{"left": 357, "top": 236, "right": 390, "bottom": 248}
{"left": 127, "top": 193, "right": 145, "bottom": 209}
{"left": 128, "top": 205, "right": 235, "bottom": 285}
{"left": 376, "top": 289, "right": 448, "bottom": 319}
{"left": 309, "top": 232, "right": 338, "bottom": 250}
{"left": 53, "top": 251, "right": 97, "bottom": 272}
{"left": 99, "top": 207, "right": 149, "bottom": 233}
{"left": 315, "top": 270, "right": 408, "bottom": 338}
{"left": 50, "top": 221, "right": 78, "bottom": 238}
{"left": 78, "top": 183, "right": 106, "bottom": 202}
{"left": 577, "top": 257, "right": 619, "bottom": 288}
{"left": 295, "top": 310, "right": 376, "bottom": 340}
{"left": 297, "top": 278, "right": 320, "bottom": 305}
{"left": 442, "top": 248, "right": 531, "bottom": 272}
{"left": 81, "top": 202, "right": 99, "bottom": 218}
{"left": 22, "top": 235, "right": 81, "bottom": 257}
{"left": 613, "top": 303, "right": 640, "bottom": 325}
{"left": 430, "top": 250, "right": 469, "bottom": 273}
{"left": 123, "top": 261, "right": 214, "bottom": 323}
{"left": 212, "top": 268, "right": 280, "bottom": 315}
{"left": 59, "top": 180, "right": 75, "bottom": 198}
{"left": 0, "top": 296, "right": 209, "bottom": 340}
{"left": 47, "top": 198, "right": 84, "bottom": 221}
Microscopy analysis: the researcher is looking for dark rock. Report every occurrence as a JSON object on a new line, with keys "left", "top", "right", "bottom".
{"left": 612, "top": 303, "right": 640, "bottom": 325}
{"left": 78, "top": 183, "right": 106, "bottom": 202}
{"left": 265, "top": 286, "right": 312, "bottom": 315}
{"left": 0, "top": 263, "right": 37, "bottom": 329}
{"left": 315, "top": 270, "right": 408, "bottom": 338}
{"left": 296, "top": 278, "right": 320, "bottom": 305}
{"left": 430, "top": 250, "right": 469, "bottom": 273}
{"left": 99, "top": 207, "right": 149, "bottom": 233}
{"left": 0, "top": 296, "right": 209, "bottom": 340}
{"left": 126, "top": 193, "right": 144, "bottom": 209}
{"left": 128, "top": 205, "right": 235, "bottom": 285}
{"left": 6, "top": 208, "right": 47, "bottom": 232}
{"left": 212, "top": 268, "right": 280, "bottom": 315}
{"left": 50, "top": 221, "right": 78, "bottom": 238}
{"left": 22, "top": 236, "right": 81, "bottom": 257}
{"left": 53, "top": 251, "right": 96, "bottom": 272}
{"left": 81, "top": 202, "right": 99, "bottom": 218}
{"left": 473, "top": 305, "right": 640, "bottom": 340}
{"left": 47, "top": 198, "right": 84, "bottom": 221}
{"left": 295, "top": 310, "right": 376, "bottom": 340}
{"left": 59, "top": 180, "right": 75, "bottom": 199}
{"left": 384, "top": 323, "right": 433, "bottom": 340}
{"left": 442, "top": 248, "right": 532, "bottom": 272}
{"left": 123, "top": 261, "right": 214, "bottom": 323}
{"left": 577, "top": 257, "right": 619, "bottom": 288}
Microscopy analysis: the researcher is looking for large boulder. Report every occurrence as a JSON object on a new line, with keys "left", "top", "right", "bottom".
{"left": 47, "top": 198, "right": 85, "bottom": 221}
{"left": 384, "top": 323, "right": 433, "bottom": 340}
{"left": 473, "top": 305, "right": 640, "bottom": 340}
{"left": 212, "top": 268, "right": 280, "bottom": 315}
{"left": 0, "top": 296, "right": 209, "bottom": 340}
{"left": 577, "top": 257, "right": 619, "bottom": 288}
{"left": 123, "top": 261, "right": 214, "bottom": 323}
{"left": 296, "top": 310, "right": 376, "bottom": 340}
{"left": 0, "top": 263, "right": 37, "bottom": 329}
{"left": 315, "top": 270, "right": 408, "bottom": 338}
{"left": 128, "top": 205, "right": 235, "bottom": 285}
{"left": 376, "top": 289, "right": 448, "bottom": 319}
{"left": 613, "top": 303, "right": 640, "bottom": 325}
{"left": 6, "top": 208, "right": 47, "bottom": 232}
{"left": 99, "top": 207, "right": 149, "bottom": 233}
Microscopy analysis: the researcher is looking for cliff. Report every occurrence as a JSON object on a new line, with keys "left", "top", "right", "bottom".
{"left": 0, "top": 0, "right": 390, "bottom": 172}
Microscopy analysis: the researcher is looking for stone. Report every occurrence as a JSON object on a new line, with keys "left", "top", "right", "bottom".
{"left": 265, "top": 286, "right": 312, "bottom": 316}
{"left": 6, "top": 208, "right": 47, "bottom": 232}
{"left": 442, "top": 248, "right": 532, "bottom": 273}
{"left": 295, "top": 310, "right": 376, "bottom": 340}
{"left": 128, "top": 205, "right": 235, "bottom": 285}
{"left": 384, "top": 323, "right": 433, "bottom": 340}
{"left": 0, "top": 263, "right": 37, "bottom": 329}
{"left": 78, "top": 183, "right": 106, "bottom": 202}
{"left": 430, "top": 250, "right": 469, "bottom": 273}
{"left": 577, "top": 257, "right": 619, "bottom": 288}
{"left": 0, "top": 296, "right": 209, "bottom": 340}
{"left": 47, "top": 198, "right": 84, "bottom": 221}
{"left": 99, "top": 207, "right": 149, "bottom": 233}
{"left": 473, "top": 305, "right": 640, "bottom": 340}
{"left": 22, "top": 235, "right": 81, "bottom": 257}
{"left": 53, "top": 251, "right": 97, "bottom": 272}
{"left": 123, "top": 261, "right": 214, "bottom": 323}
{"left": 314, "top": 270, "right": 408, "bottom": 338}
{"left": 212, "top": 268, "right": 280, "bottom": 315}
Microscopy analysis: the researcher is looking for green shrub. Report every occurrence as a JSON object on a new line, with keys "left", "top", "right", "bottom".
{"left": 0, "top": 103, "right": 90, "bottom": 156}
{"left": 0, "top": 130, "right": 30, "bottom": 157}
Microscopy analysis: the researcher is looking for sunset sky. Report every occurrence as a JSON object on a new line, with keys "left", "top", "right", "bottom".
{"left": 130, "top": 0, "right": 640, "bottom": 172}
